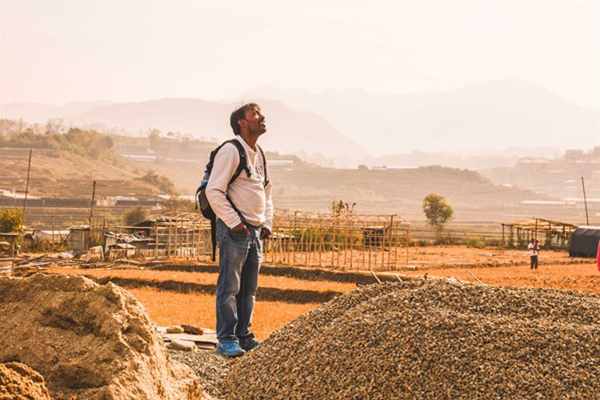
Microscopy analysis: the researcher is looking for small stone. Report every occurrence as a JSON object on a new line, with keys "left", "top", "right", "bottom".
{"left": 181, "top": 324, "right": 204, "bottom": 335}
{"left": 167, "top": 340, "right": 197, "bottom": 352}
{"left": 166, "top": 326, "right": 184, "bottom": 333}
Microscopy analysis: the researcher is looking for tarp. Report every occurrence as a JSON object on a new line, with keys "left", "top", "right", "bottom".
{"left": 568, "top": 226, "right": 600, "bottom": 258}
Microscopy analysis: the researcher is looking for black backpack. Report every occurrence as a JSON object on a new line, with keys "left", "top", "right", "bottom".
{"left": 196, "top": 139, "right": 269, "bottom": 261}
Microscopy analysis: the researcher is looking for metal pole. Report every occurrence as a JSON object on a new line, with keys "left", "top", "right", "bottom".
{"left": 581, "top": 177, "right": 590, "bottom": 226}
{"left": 22, "top": 149, "right": 33, "bottom": 219}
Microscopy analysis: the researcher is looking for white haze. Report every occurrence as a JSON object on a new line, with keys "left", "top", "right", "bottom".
{"left": 0, "top": 0, "right": 598, "bottom": 160}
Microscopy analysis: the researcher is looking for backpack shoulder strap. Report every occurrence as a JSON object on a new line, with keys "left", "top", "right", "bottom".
{"left": 257, "top": 145, "right": 269, "bottom": 187}
{"left": 227, "top": 139, "right": 252, "bottom": 184}
{"left": 256, "top": 144, "right": 269, "bottom": 187}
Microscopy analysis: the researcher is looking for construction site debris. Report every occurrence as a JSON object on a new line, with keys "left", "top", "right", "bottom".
{"left": 225, "top": 280, "right": 600, "bottom": 400}
{"left": 84, "top": 245, "right": 104, "bottom": 262}
{"left": 158, "top": 327, "right": 218, "bottom": 350}
{"left": 0, "top": 362, "right": 53, "bottom": 400}
{"left": 167, "top": 340, "right": 197, "bottom": 352}
{"left": 58, "top": 252, "right": 74, "bottom": 259}
{"left": 0, "top": 274, "right": 206, "bottom": 400}
{"left": 182, "top": 324, "right": 204, "bottom": 335}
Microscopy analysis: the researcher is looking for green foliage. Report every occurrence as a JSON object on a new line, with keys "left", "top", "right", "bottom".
{"left": 123, "top": 207, "right": 148, "bottom": 226}
{"left": 331, "top": 200, "right": 356, "bottom": 215}
{"left": 465, "top": 237, "right": 483, "bottom": 248}
{"left": 422, "top": 193, "right": 454, "bottom": 239}
{"left": 0, "top": 208, "right": 24, "bottom": 233}
{"left": 0, "top": 121, "right": 115, "bottom": 160}
{"left": 162, "top": 197, "right": 195, "bottom": 212}
{"left": 136, "top": 171, "right": 179, "bottom": 195}
{"left": 147, "top": 129, "right": 217, "bottom": 159}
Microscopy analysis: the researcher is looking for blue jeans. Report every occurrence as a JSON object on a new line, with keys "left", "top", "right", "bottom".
{"left": 215, "top": 219, "right": 263, "bottom": 343}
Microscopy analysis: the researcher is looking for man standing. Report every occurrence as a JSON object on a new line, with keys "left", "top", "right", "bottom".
{"left": 206, "top": 103, "right": 273, "bottom": 357}
{"left": 528, "top": 239, "right": 539, "bottom": 269}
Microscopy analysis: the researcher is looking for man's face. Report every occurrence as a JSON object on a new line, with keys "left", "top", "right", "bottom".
{"left": 242, "top": 107, "right": 267, "bottom": 135}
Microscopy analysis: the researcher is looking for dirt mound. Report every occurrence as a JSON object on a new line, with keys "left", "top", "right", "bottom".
{"left": 0, "top": 274, "right": 206, "bottom": 400}
{"left": 0, "top": 362, "right": 53, "bottom": 400}
{"left": 226, "top": 281, "right": 600, "bottom": 400}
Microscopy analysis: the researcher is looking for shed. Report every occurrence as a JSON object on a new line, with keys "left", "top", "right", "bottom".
{"left": 0, "top": 233, "right": 21, "bottom": 257}
{"left": 568, "top": 226, "right": 600, "bottom": 258}
{"left": 69, "top": 226, "right": 90, "bottom": 255}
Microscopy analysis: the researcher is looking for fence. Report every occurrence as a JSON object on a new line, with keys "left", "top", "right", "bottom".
{"left": 264, "top": 211, "right": 411, "bottom": 270}
{"left": 91, "top": 212, "right": 412, "bottom": 270}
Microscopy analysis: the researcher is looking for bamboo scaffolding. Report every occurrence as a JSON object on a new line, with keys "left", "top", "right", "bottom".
{"left": 134, "top": 211, "right": 409, "bottom": 270}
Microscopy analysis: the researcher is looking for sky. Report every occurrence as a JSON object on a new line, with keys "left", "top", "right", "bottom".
{"left": 1, "top": 0, "right": 598, "bottom": 109}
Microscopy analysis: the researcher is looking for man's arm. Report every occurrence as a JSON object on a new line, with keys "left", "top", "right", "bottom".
{"left": 261, "top": 168, "right": 274, "bottom": 239}
{"left": 205, "top": 145, "right": 244, "bottom": 229}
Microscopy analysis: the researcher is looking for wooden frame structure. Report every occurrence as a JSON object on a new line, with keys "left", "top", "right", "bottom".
{"left": 501, "top": 218, "right": 577, "bottom": 249}
{"left": 264, "top": 211, "right": 411, "bottom": 270}
{"left": 98, "top": 211, "right": 411, "bottom": 270}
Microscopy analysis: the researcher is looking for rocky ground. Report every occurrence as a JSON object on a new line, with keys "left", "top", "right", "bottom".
{"left": 225, "top": 280, "right": 600, "bottom": 399}
{"left": 170, "top": 349, "right": 236, "bottom": 400}
{"left": 0, "top": 362, "right": 53, "bottom": 400}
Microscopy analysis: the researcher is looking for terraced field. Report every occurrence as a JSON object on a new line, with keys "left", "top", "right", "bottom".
{"left": 47, "top": 246, "right": 598, "bottom": 339}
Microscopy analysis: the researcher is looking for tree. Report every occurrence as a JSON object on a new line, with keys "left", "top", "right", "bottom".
{"left": 162, "top": 197, "right": 195, "bottom": 212}
{"left": 422, "top": 193, "right": 453, "bottom": 240}
{"left": 123, "top": 207, "right": 148, "bottom": 226}
{"left": 0, "top": 209, "right": 25, "bottom": 233}
{"left": 331, "top": 200, "right": 356, "bottom": 215}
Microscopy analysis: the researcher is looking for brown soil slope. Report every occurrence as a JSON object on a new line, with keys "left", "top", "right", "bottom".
{"left": 0, "top": 274, "right": 205, "bottom": 400}
{"left": 0, "top": 362, "right": 53, "bottom": 400}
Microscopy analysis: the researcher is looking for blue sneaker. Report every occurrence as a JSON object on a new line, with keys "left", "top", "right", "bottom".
{"left": 216, "top": 341, "right": 245, "bottom": 358}
{"left": 240, "top": 338, "right": 260, "bottom": 351}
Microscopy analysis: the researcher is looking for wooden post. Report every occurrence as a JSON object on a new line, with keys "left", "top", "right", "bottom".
{"left": 167, "top": 221, "right": 172, "bottom": 258}
{"left": 467, "top": 269, "right": 484, "bottom": 285}
{"left": 154, "top": 224, "right": 159, "bottom": 258}
{"left": 582, "top": 177, "right": 590, "bottom": 226}
{"left": 405, "top": 230, "right": 409, "bottom": 265}
{"left": 362, "top": 222, "right": 367, "bottom": 269}
{"left": 88, "top": 181, "right": 96, "bottom": 227}
{"left": 22, "top": 149, "right": 33, "bottom": 220}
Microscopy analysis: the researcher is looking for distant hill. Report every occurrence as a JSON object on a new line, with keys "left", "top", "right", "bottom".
{"left": 4, "top": 79, "right": 596, "bottom": 168}
{"left": 243, "top": 80, "right": 600, "bottom": 157}
{"left": 0, "top": 100, "right": 113, "bottom": 122}
{"left": 0, "top": 98, "right": 367, "bottom": 161}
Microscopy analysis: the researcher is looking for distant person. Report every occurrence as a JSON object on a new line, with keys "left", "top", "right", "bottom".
{"left": 528, "top": 239, "right": 539, "bottom": 269}
{"left": 206, "top": 103, "right": 273, "bottom": 357}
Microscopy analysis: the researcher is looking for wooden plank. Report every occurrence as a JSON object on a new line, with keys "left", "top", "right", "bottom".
{"left": 0, "top": 259, "right": 14, "bottom": 276}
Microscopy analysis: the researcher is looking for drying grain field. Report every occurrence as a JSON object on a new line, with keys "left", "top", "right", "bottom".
{"left": 48, "top": 246, "right": 598, "bottom": 339}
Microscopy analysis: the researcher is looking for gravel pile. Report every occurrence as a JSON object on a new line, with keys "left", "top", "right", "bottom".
{"left": 225, "top": 280, "right": 600, "bottom": 400}
{"left": 170, "top": 349, "right": 236, "bottom": 399}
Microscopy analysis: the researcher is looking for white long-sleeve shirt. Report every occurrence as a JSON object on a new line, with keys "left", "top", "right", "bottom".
{"left": 205, "top": 136, "right": 273, "bottom": 230}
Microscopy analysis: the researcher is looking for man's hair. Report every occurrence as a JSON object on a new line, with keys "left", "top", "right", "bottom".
{"left": 230, "top": 103, "right": 260, "bottom": 136}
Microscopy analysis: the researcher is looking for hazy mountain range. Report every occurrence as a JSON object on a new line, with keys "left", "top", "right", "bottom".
{"left": 2, "top": 79, "right": 598, "bottom": 167}
{"left": 243, "top": 79, "right": 599, "bottom": 155}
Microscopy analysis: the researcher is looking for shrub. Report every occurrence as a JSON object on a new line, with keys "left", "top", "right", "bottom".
{"left": 465, "top": 238, "right": 483, "bottom": 249}
{"left": 162, "top": 197, "right": 195, "bottom": 212}
{"left": 124, "top": 207, "right": 148, "bottom": 226}
{"left": 0, "top": 209, "right": 24, "bottom": 233}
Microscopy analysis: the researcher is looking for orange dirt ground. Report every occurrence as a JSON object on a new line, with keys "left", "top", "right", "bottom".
{"left": 262, "top": 246, "right": 586, "bottom": 271}
{"left": 48, "top": 246, "right": 599, "bottom": 338}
